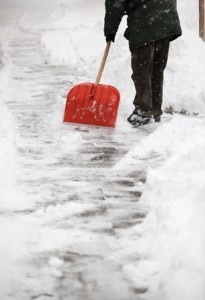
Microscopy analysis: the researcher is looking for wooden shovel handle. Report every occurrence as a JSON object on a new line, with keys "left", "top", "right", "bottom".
{"left": 95, "top": 42, "right": 111, "bottom": 85}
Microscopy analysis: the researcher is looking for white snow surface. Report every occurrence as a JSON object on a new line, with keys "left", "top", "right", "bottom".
{"left": 115, "top": 115, "right": 205, "bottom": 300}
{"left": 0, "top": 0, "right": 205, "bottom": 299}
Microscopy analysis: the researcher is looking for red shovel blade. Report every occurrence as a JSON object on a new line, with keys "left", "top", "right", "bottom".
{"left": 63, "top": 83, "right": 120, "bottom": 128}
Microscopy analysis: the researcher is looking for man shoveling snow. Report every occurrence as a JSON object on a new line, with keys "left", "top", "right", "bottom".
{"left": 104, "top": 0, "right": 182, "bottom": 126}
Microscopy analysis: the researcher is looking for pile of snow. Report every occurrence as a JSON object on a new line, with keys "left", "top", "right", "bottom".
{"left": 115, "top": 115, "right": 205, "bottom": 299}
{"left": 0, "top": 53, "right": 28, "bottom": 211}
{"left": 165, "top": 0, "right": 205, "bottom": 115}
{"left": 141, "top": 117, "right": 205, "bottom": 300}
{"left": 0, "top": 79, "right": 30, "bottom": 300}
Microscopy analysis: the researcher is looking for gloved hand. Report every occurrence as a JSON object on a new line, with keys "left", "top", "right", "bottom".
{"left": 106, "top": 33, "right": 115, "bottom": 43}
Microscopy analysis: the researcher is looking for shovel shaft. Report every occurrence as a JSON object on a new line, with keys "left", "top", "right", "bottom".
{"left": 95, "top": 42, "right": 111, "bottom": 85}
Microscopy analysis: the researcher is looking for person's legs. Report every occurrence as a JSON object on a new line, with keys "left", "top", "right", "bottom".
{"left": 131, "top": 43, "right": 155, "bottom": 117}
{"left": 152, "top": 38, "right": 170, "bottom": 118}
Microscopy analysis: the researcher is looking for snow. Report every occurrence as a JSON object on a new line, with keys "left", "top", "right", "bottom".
{"left": 165, "top": 0, "right": 205, "bottom": 115}
{"left": 115, "top": 115, "right": 205, "bottom": 299}
{"left": 0, "top": 69, "right": 28, "bottom": 212}
{"left": 0, "top": 0, "right": 205, "bottom": 299}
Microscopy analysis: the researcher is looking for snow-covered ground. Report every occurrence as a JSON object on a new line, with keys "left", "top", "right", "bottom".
{"left": 0, "top": 0, "right": 205, "bottom": 300}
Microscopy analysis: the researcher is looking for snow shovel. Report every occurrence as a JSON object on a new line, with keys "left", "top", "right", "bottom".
{"left": 63, "top": 42, "right": 120, "bottom": 127}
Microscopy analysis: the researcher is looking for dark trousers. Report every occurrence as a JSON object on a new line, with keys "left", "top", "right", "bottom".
{"left": 131, "top": 38, "right": 170, "bottom": 118}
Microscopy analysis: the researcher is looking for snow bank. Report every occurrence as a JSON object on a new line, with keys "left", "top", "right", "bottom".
{"left": 140, "top": 117, "right": 205, "bottom": 300}
{"left": 0, "top": 72, "right": 31, "bottom": 300}
{"left": 0, "top": 38, "right": 28, "bottom": 211}
{"left": 164, "top": 0, "right": 205, "bottom": 115}
{"left": 116, "top": 115, "right": 205, "bottom": 300}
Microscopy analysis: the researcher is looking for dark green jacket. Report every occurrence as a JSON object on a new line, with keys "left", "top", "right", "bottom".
{"left": 104, "top": 0, "right": 182, "bottom": 51}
